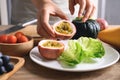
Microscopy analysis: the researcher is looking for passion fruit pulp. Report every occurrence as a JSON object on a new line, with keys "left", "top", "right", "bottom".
{"left": 55, "top": 21, "right": 73, "bottom": 34}
{"left": 42, "top": 41, "right": 63, "bottom": 48}
{"left": 53, "top": 20, "right": 76, "bottom": 40}
{"left": 38, "top": 40, "right": 64, "bottom": 60}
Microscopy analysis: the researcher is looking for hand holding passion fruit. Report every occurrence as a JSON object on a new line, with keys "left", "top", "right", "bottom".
{"left": 33, "top": 0, "right": 96, "bottom": 38}
{"left": 37, "top": 20, "right": 76, "bottom": 40}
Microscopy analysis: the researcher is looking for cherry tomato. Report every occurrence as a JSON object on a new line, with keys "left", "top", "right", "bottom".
{"left": 0, "top": 35, "right": 8, "bottom": 43}
{"left": 17, "top": 35, "right": 29, "bottom": 43}
{"left": 15, "top": 32, "right": 24, "bottom": 39}
{"left": 7, "top": 35, "right": 17, "bottom": 43}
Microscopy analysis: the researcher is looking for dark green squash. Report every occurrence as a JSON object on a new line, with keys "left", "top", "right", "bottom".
{"left": 72, "top": 17, "right": 100, "bottom": 39}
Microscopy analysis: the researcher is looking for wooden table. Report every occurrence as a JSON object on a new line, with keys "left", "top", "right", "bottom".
{"left": 0, "top": 25, "right": 120, "bottom": 80}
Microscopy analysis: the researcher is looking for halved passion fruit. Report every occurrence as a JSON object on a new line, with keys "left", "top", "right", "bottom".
{"left": 53, "top": 20, "right": 76, "bottom": 40}
{"left": 38, "top": 40, "right": 64, "bottom": 60}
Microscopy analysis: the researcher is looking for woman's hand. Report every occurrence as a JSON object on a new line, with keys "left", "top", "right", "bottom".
{"left": 32, "top": 0, "right": 68, "bottom": 39}
{"left": 32, "top": 0, "right": 96, "bottom": 38}
{"left": 69, "top": 0, "right": 96, "bottom": 22}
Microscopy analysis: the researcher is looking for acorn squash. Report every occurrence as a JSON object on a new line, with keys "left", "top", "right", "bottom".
{"left": 72, "top": 17, "right": 100, "bottom": 39}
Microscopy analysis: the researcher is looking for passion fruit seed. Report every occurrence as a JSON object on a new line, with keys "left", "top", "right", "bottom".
{"left": 42, "top": 41, "right": 62, "bottom": 48}
{"left": 55, "top": 21, "right": 73, "bottom": 34}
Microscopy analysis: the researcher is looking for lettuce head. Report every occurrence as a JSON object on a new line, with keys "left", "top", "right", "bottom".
{"left": 58, "top": 37, "right": 105, "bottom": 67}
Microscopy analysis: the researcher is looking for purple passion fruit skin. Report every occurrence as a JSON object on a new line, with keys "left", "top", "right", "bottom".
{"left": 38, "top": 40, "right": 64, "bottom": 60}
{"left": 96, "top": 18, "right": 108, "bottom": 30}
{"left": 53, "top": 20, "right": 76, "bottom": 40}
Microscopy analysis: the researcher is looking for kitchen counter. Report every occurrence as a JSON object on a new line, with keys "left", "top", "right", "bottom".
{"left": 0, "top": 25, "right": 120, "bottom": 80}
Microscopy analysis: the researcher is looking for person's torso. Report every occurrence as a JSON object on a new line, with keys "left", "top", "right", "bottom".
{"left": 11, "top": 0, "right": 79, "bottom": 24}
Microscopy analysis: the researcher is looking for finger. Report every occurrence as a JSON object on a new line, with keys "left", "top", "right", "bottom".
{"left": 37, "top": 11, "right": 54, "bottom": 38}
{"left": 37, "top": 25, "right": 50, "bottom": 38}
{"left": 78, "top": 0, "right": 86, "bottom": 17}
{"left": 69, "top": 0, "right": 75, "bottom": 15}
{"left": 37, "top": 14, "right": 50, "bottom": 38}
{"left": 82, "top": 6, "right": 93, "bottom": 22}
{"left": 37, "top": 21, "right": 55, "bottom": 39}
{"left": 89, "top": 6, "right": 96, "bottom": 18}
{"left": 41, "top": 9, "right": 56, "bottom": 37}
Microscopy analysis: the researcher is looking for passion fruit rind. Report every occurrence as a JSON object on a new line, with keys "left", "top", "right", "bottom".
{"left": 53, "top": 20, "right": 76, "bottom": 40}
{"left": 38, "top": 40, "right": 64, "bottom": 60}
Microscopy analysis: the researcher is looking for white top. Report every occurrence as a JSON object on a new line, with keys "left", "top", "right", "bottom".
{"left": 10, "top": 0, "right": 79, "bottom": 24}
{"left": 49, "top": 0, "right": 79, "bottom": 24}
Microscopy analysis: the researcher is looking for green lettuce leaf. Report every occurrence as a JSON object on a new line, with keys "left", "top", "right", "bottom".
{"left": 58, "top": 37, "right": 105, "bottom": 67}
{"left": 58, "top": 40, "right": 82, "bottom": 67}
{"left": 78, "top": 37, "right": 105, "bottom": 58}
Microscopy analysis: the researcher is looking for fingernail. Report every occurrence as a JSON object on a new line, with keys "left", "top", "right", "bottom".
{"left": 66, "top": 17, "right": 69, "bottom": 20}
{"left": 78, "top": 14, "right": 82, "bottom": 17}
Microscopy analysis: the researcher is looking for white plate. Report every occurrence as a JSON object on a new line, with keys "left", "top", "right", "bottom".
{"left": 29, "top": 41, "right": 120, "bottom": 72}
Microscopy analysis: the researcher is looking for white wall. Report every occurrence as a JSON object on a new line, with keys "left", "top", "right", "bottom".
{"left": 92, "top": 0, "right": 99, "bottom": 19}
{"left": 0, "top": 0, "right": 8, "bottom": 25}
{"left": 98, "top": 0, "right": 120, "bottom": 25}
{"left": 0, "top": 0, "right": 1, "bottom": 25}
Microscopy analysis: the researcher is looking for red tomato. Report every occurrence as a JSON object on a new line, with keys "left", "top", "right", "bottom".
{"left": 7, "top": 35, "right": 17, "bottom": 43}
{"left": 15, "top": 32, "right": 24, "bottom": 39}
{"left": 17, "top": 35, "right": 29, "bottom": 43}
{"left": 0, "top": 34, "right": 8, "bottom": 43}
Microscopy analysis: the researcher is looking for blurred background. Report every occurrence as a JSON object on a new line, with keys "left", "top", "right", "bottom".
{"left": 0, "top": 0, "right": 120, "bottom": 25}
{"left": 98, "top": 0, "right": 120, "bottom": 25}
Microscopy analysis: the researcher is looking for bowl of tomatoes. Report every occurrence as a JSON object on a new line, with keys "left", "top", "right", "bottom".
{"left": 0, "top": 32, "right": 34, "bottom": 56}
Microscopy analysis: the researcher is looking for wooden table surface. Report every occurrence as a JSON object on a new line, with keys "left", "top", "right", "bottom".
{"left": 0, "top": 25, "right": 120, "bottom": 80}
